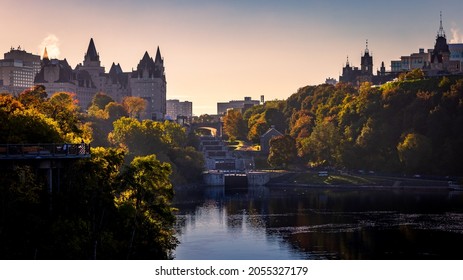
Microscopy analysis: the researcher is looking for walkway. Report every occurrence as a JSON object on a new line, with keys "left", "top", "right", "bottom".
{"left": 0, "top": 143, "right": 91, "bottom": 160}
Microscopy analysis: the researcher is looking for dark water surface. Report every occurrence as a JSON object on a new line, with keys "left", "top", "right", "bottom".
{"left": 173, "top": 185, "right": 463, "bottom": 259}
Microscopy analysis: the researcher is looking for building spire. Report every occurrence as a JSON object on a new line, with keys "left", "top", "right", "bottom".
{"left": 365, "top": 39, "right": 369, "bottom": 54}
{"left": 43, "top": 47, "right": 49, "bottom": 60}
{"left": 438, "top": 11, "right": 446, "bottom": 38}
{"left": 155, "top": 46, "right": 163, "bottom": 64}
{"left": 85, "top": 38, "right": 99, "bottom": 62}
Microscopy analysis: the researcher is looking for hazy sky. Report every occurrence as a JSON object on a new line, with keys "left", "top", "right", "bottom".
{"left": 3, "top": 0, "right": 463, "bottom": 115}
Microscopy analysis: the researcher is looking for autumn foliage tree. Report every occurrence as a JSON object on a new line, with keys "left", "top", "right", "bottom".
{"left": 123, "top": 96, "right": 147, "bottom": 119}
{"left": 223, "top": 109, "right": 246, "bottom": 141}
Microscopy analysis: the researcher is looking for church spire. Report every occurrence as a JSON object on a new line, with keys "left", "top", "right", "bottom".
{"left": 365, "top": 39, "right": 369, "bottom": 54}
{"left": 438, "top": 11, "right": 446, "bottom": 38}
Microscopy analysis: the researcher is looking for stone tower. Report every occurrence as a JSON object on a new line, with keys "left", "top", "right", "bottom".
{"left": 129, "top": 47, "right": 167, "bottom": 120}
{"left": 430, "top": 12, "right": 451, "bottom": 71}
{"left": 361, "top": 40, "right": 373, "bottom": 75}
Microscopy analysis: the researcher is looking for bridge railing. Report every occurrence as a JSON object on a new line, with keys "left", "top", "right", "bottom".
{"left": 0, "top": 143, "right": 91, "bottom": 159}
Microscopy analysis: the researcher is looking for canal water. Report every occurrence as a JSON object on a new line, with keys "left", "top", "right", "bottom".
{"left": 173, "top": 185, "right": 463, "bottom": 260}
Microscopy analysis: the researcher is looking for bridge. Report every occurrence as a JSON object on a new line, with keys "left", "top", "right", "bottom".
{"left": 188, "top": 122, "right": 223, "bottom": 137}
{"left": 0, "top": 143, "right": 91, "bottom": 160}
{"left": 1, "top": 143, "right": 91, "bottom": 211}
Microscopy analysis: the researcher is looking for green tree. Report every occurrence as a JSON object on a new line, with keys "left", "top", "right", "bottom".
{"left": 115, "top": 155, "right": 177, "bottom": 259}
{"left": 105, "top": 102, "right": 128, "bottom": 122}
{"left": 168, "top": 146, "right": 204, "bottom": 183}
{"left": 0, "top": 94, "right": 62, "bottom": 143}
{"left": 42, "top": 92, "right": 88, "bottom": 142}
{"left": 398, "top": 68, "right": 425, "bottom": 81}
{"left": 397, "top": 133, "right": 433, "bottom": 174}
{"left": 299, "top": 120, "right": 342, "bottom": 167}
{"left": 268, "top": 135, "right": 297, "bottom": 168}
{"left": 92, "top": 92, "right": 114, "bottom": 110}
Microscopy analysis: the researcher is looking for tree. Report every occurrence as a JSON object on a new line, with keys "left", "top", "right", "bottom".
{"left": 289, "top": 110, "right": 313, "bottom": 139}
{"left": 92, "top": 92, "right": 114, "bottom": 110}
{"left": 123, "top": 96, "right": 146, "bottom": 119}
{"left": 247, "top": 114, "right": 268, "bottom": 143}
{"left": 223, "top": 109, "right": 246, "bottom": 141}
{"left": 41, "top": 92, "right": 88, "bottom": 142}
{"left": 105, "top": 102, "right": 128, "bottom": 122}
{"left": 168, "top": 146, "right": 204, "bottom": 183}
{"left": 398, "top": 68, "right": 425, "bottom": 81}
{"left": 17, "top": 85, "right": 47, "bottom": 108}
{"left": 299, "top": 120, "right": 342, "bottom": 167}
{"left": 397, "top": 133, "right": 433, "bottom": 174}
{"left": 194, "top": 114, "right": 215, "bottom": 123}
{"left": 115, "top": 155, "right": 177, "bottom": 259}
{"left": 0, "top": 94, "right": 63, "bottom": 143}
{"left": 268, "top": 135, "right": 297, "bottom": 168}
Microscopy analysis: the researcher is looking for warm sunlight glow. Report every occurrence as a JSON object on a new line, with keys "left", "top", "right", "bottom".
{"left": 38, "top": 34, "right": 60, "bottom": 59}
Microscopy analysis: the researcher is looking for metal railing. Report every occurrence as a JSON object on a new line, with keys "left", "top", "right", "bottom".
{"left": 0, "top": 143, "right": 91, "bottom": 159}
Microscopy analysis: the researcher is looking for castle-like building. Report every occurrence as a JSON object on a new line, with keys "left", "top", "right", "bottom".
{"left": 34, "top": 38, "right": 166, "bottom": 120}
{"left": 339, "top": 14, "right": 463, "bottom": 86}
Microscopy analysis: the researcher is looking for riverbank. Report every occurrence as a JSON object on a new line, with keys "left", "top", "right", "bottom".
{"left": 266, "top": 170, "right": 460, "bottom": 191}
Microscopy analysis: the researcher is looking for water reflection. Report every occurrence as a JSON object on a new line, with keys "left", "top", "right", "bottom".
{"left": 173, "top": 185, "right": 463, "bottom": 259}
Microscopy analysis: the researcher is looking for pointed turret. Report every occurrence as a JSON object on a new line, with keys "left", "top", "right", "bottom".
{"left": 431, "top": 12, "right": 450, "bottom": 65}
{"left": 155, "top": 46, "right": 163, "bottom": 64}
{"left": 361, "top": 40, "right": 373, "bottom": 75}
{"left": 43, "top": 47, "right": 49, "bottom": 60}
{"left": 437, "top": 11, "right": 446, "bottom": 38}
{"left": 84, "top": 38, "right": 99, "bottom": 62}
{"left": 142, "top": 51, "right": 151, "bottom": 63}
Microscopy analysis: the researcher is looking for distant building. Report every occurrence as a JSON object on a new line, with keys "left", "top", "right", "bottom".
{"left": 395, "top": 48, "right": 431, "bottom": 72}
{"left": 0, "top": 46, "right": 41, "bottom": 94}
{"left": 166, "top": 99, "right": 193, "bottom": 120}
{"left": 35, "top": 46, "right": 100, "bottom": 109}
{"left": 449, "top": 43, "right": 463, "bottom": 72}
{"left": 390, "top": 13, "right": 461, "bottom": 77}
{"left": 34, "top": 38, "right": 166, "bottom": 119}
{"left": 217, "top": 96, "right": 260, "bottom": 115}
{"left": 260, "top": 126, "right": 283, "bottom": 154}
{"left": 339, "top": 41, "right": 396, "bottom": 85}
{"left": 340, "top": 14, "right": 463, "bottom": 86}
{"left": 325, "top": 77, "right": 337, "bottom": 85}
{"left": 130, "top": 48, "right": 166, "bottom": 120}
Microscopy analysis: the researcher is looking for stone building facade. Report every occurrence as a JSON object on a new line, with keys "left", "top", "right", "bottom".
{"left": 34, "top": 38, "right": 166, "bottom": 119}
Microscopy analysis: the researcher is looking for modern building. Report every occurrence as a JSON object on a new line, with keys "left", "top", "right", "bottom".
{"left": 34, "top": 38, "right": 166, "bottom": 119}
{"left": 395, "top": 48, "right": 432, "bottom": 72}
{"left": 0, "top": 46, "right": 41, "bottom": 94}
{"left": 217, "top": 96, "right": 261, "bottom": 115}
{"left": 166, "top": 99, "right": 193, "bottom": 120}
{"left": 449, "top": 43, "right": 463, "bottom": 71}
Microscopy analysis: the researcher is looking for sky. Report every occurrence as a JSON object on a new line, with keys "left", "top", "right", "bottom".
{"left": 3, "top": 0, "right": 463, "bottom": 115}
